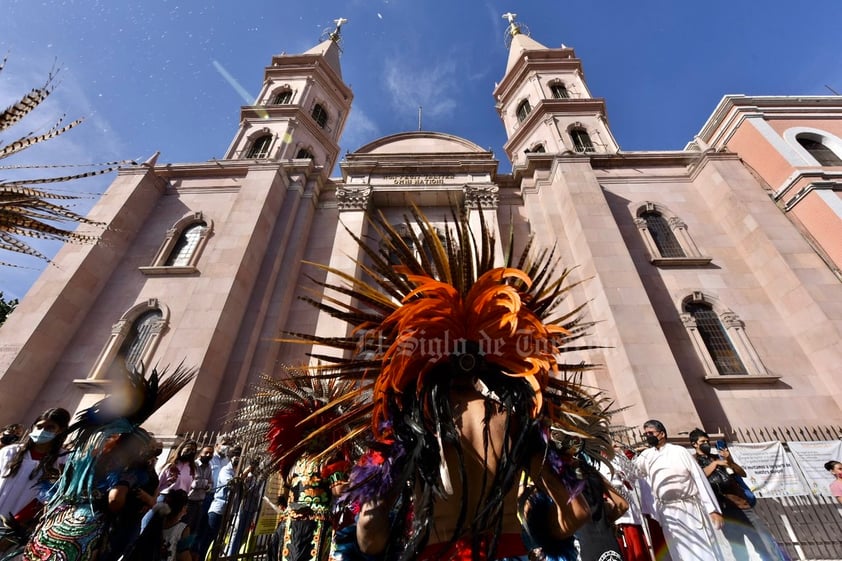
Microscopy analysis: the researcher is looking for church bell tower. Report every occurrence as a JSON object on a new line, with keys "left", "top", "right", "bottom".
{"left": 224, "top": 18, "right": 353, "bottom": 177}
{"left": 493, "top": 14, "right": 619, "bottom": 167}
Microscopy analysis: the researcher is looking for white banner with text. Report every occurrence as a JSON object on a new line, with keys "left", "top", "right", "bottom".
{"left": 728, "top": 441, "right": 810, "bottom": 497}
{"left": 786, "top": 440, "right": 842, "bottom": 497}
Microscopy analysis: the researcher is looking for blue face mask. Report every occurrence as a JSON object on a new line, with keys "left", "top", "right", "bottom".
{"left": 29, "top": 428, "right": 56, "bottom": 445}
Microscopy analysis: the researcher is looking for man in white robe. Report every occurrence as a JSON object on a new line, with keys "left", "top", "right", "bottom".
{"left": 634, "top": 419, "right": 729, "bottom": 561}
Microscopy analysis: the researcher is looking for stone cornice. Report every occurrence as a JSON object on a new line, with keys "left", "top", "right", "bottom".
{"left": 340, "top": 154, "right": 499, "bottom": 178}
{"left": 503, "top": 98, "right": 608, "bottom": 154}
{"left": 779, "top": 179, "right": 841, "bottom": 211}
{"left": 493, "top": 48, "right": 581, "bottom": 101}
{"left": 238, "top": 105, "right": 340, "bottom": 157}
{"left": 265, "top": 54, "right": 353, "bottom": 101}
{"left": 509, "top": 149, "right": 742, "bottom": 184}
{"left": 692, "top": 95, "right": 842, "bottom": 149}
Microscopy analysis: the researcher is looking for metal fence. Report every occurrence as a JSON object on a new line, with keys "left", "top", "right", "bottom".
{"left": 726, "top": 425, "right": 842, "bottom": 561}
{"left": 177, "top": 426, "right": 842, "bottom": 561}
{"left": 169, "top": 431, "right": 276, "bottom": 561}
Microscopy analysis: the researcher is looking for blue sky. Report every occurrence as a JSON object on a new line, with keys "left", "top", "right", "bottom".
{"left": 3, "top": 0, "right": 842, "bottom": 300}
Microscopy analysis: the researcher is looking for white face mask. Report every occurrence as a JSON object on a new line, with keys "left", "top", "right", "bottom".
{"left": 29, "top": 428, "right": 56, "bottom": 445}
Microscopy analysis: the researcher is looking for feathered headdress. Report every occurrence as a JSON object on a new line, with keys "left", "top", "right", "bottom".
{"left": 229, "top": 369, "right": 366, "bottom": 474}
{"left": 286, "top": 207, "right": 603, "bottom": 451}
{"left": 283, "top": 206, "right": 610, "bottom": 561}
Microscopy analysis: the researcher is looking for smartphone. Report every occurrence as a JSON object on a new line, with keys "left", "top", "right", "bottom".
{"left": 715, "top": 439, "right": 727, "bottom": 450}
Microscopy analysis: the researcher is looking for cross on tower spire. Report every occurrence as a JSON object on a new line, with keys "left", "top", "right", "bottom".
{"left": 329, "top": 17, "right": 348, "bottom": 42}
{"left": 502, "top": 12, "right": 521, "bottom": 37}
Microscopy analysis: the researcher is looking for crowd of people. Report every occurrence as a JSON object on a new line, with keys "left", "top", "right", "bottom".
{"left": 3, "top": 406, "right": 840, "bottom": 561}
{"left": 1, "top": 207, "right": 841, "bottom": 561}
{"left": 0, "top": 408, "right": 261, "bottom": 561}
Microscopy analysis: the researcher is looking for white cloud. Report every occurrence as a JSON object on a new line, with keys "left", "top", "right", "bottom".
{"left": 341, "top": 105, "right": 380, "bottom": 152}
{"left": 384, "top": 56, "right": 458, "bottom": 122}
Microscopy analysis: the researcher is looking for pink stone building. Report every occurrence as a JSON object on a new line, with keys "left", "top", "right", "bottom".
{"left": 2, "top": 19, "right": 841, "bottom": 439}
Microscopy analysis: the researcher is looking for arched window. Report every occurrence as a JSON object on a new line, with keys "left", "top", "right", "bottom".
{"left": 684, "top": 302, "right": 747, "bottom": 376}
{"left": 679, "top": 293, "right": 775, "bottom": 383}
{"left": 270, "top": 90, "right": 292, "bottom": 105}
{"left": 550, "top": 83, "right": 569, "bottom": 99}
{"left": 570, "top": 128, "right": 595, "bottom": 153}
{"left": 245, "top": 134, "right": 273, "bottom": 159}
{"left": 312, "top": 104, "right": 328, "bottom": 128}
{"left": 141, "top": 212, "right": 213, "bottom": 274}
{"left": 531, "top": 143, "right": 546, "bottom": 153}
{"left": 796, "top": 134, "right": 842, "bottom": 166}
{"left": 516, "top": 100, "right": 532, "bottom": 123}
{"left": 118, "top": 309, "right": 163, "bottom": 373}
{"left": 164, "top": 221, "right": 207, "bottom": 266}
{"left": 83, "top": 300, "right": 170, "bottom": 383}
{"left": 641, "top": 211, "right": 685, "bottom": 258}
{"left": 296, "top": 148, "right": 314, "bottom": 160}
{"left": 632, "top": 202, "right": 710, "bottom": 266}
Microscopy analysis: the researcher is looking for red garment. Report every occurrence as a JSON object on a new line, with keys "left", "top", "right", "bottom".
{"left": 418, "top": 533, "right": 525, "bottom": 561}
{"left": 617, "top": 523, "right": 648, "bottom": 561}
{"left": 13, "top": 498, "right": 42, "bottom": 524}
{"left": 645, "top": 515, "right": 671, "bottom": 561}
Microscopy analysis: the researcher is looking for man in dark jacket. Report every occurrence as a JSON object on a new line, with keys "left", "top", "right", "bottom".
{"left": 689, "top": 429, "right": 783, "bottom": 561}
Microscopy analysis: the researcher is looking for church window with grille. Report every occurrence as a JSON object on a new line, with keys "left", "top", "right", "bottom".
{"left": 164, "top": 222, "right": 207, "bottom": 266}
{"left": 271, "top": 90, "right": 292, "bottom": 105}
{"left": 550, "top": 83, "right": 570, "bottom": 99}
{"left": 245, "top": 134, "right": 272, "bottom": 158}
{"left": 642, "top": 211, "right": 685, "bottom": 258}
{"left": 84, "top": 300, "right": 171, "bottom": 382}
{"left": 684, "top": 302, "right": 748, "bottom": 376}
{"left": 797, "top": 135, "right": 842, "bottom": 166}
{"left": 312, "top": 104, "right": 328, "bottom": 128}
{"left": 296, "top": 148, "right": 314, "bottom": 160}
{"left": 633, "top": 203, "right": 710, "bottom": 266}
{"left": 570, "top": 128, "right": 595, "bottom": 153}
{"left": 516, "top": 100, "right": 532, "bottom": 123}
{"left": 118, "top": 310, "right": 163, "bottom": 372}
{"left": 140, "top": 212, "right": 213, "bottom": 274}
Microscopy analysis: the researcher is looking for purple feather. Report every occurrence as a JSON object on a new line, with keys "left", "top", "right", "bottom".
{"left": 342, "top": 438, "right": 406, "bottom": 507}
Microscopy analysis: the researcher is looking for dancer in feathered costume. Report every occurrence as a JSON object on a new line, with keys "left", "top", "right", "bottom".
{"left": 282, "top": 209, "right": 612, "bottom": 561}
{"left": 21, "top": 364, "right": 195, "bottom": 561}
{"left": 230, "top": 372, "right": 364, "bottom": 561}
{"left": 282, "top": 206, "right": 613, "bottom": 561}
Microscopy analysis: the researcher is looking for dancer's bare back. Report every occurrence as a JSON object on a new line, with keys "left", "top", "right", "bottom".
{"left": 357, "top": 387, "right": 589, "bottom": 555}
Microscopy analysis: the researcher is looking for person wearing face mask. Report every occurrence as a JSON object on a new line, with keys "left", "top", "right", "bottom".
{"left": 689, "top": 429, "right": 784, "bottom": 561}
{"left": 158, "top": 439, "right": 198, "bottom": 497}
{"left": 210, "top": 436, "right": 232, "bottom": 491}
{"left": 0, "top": 407, "right": 71, "bottom": 542}
{"left": 184, "top": 445, "right": 213, "bottom": 537}
{"left": 198, "top": 445, "right": 242, "bottom": 561}
{"left": 139, "top": 439, "right": 198, "bottom": 535}
{"left": 632, "top": 420, "right": 726, "bottom": 561}
{"left": 22, "top": 365, "right": 195, "bottom": 561}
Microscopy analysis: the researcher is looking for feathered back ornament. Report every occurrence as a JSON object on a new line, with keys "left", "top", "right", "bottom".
{"left": 49, "top": 363, "right": 196, "bottom": 508}
{"left": 285, "top": 206, "right": 598, "bottom": 443}
{"left": 229, "top": 369, "right": 367, "bottom": 474}
{"left": 277, "top": 205, "right": 620, "bottom": 561}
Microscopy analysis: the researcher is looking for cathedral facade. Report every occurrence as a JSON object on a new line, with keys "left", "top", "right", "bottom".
{"left": 2, "top": 21, "right": 842, "bottom": 437}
